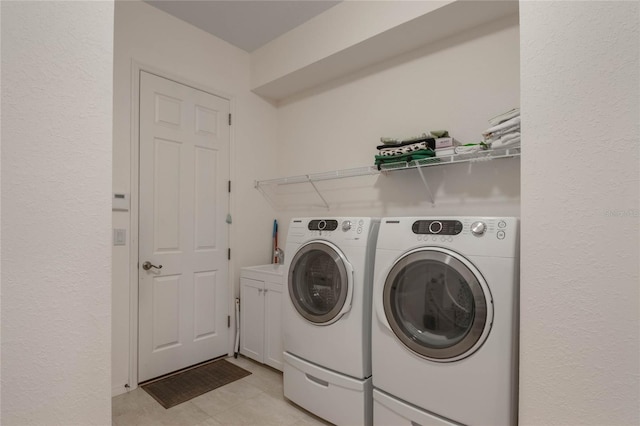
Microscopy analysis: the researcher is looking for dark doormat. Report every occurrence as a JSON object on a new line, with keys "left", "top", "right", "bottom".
{"left": 141, "top": 358, "right": 251, "bottom": 409}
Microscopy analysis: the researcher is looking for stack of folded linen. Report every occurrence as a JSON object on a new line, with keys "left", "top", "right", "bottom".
{"left": 435, "top": 147, "right": 456, "bottom": 157}
{"left": 375, "top": 133, "right": 436, "bottom": 168}
{"left": 430, "top": 130, "right": 458, "bottom": 158}
{"left": 482, "top": 108, "right": 520, "bottom": 149}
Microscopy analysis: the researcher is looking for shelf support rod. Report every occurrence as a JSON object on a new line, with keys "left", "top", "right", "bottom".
{"left": 307, "top": 175, "right": 330, "bottom": 210}
{"left": 254, "top": 180, "right": 280, "bottom": 210}
{"left": 415, "top": 164, "right": 435, "bottom": 206}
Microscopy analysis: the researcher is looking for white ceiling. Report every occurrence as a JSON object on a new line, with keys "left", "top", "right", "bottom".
{"left": 144, "top": 0, "right": 341, "bottom": 52}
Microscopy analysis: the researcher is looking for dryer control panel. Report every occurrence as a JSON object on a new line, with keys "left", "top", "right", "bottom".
{"left": 308, "top": 219, "right": 338, "bottom": 231}
{"left": 287, "top": 217, "right": 380, "bottom": 247}
{"left": 412, "top": 220, "right": 463, "bottom": 235}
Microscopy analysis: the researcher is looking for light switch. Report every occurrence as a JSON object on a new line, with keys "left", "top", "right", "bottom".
{"left": 114, "top": 229, "right": 126, "bottom": 246}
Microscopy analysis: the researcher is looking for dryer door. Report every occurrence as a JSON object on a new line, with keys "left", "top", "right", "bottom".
{"left": 383, "top": 247, "right": 493, "bottom": 361}
{"left": 288, "top": 241, "right": 352, "bottom": 325}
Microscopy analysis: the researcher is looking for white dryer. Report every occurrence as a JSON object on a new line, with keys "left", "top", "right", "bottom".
{"left": 371, "top": 217, "right": 519, "bottom": 426}
{"left": 283, "top": 217, "right": 379, "bottom": 426}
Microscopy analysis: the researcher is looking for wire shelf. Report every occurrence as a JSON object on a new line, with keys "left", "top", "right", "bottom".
{"left": 254, "top": 146, "right": 520, "bottom": 208}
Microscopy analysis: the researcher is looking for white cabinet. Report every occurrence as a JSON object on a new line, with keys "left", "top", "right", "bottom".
{"left": 240, "top": 265, "right": 284, "bottom": 371}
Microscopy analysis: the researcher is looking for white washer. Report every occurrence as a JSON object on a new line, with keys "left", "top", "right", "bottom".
{"left": 372, "top": 217, "right": 519, "bottom": 426}
{"left": 283, "top": 217, "right": 379, "bottom": 426}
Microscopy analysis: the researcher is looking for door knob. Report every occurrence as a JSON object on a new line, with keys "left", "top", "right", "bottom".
{"left": 142, "top": 261, "right": 163, "bottom": 271}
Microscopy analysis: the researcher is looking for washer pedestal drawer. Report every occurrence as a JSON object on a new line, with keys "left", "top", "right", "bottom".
{"left": 284, "top": 351, "right": 372, "bottom": 426}
{"left": 373, "top": 389, "right": 458, "bottom": 426}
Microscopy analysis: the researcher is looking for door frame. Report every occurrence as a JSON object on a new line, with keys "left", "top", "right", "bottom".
{"left": 127, "top": 60, "right": 236, "bottom": 390}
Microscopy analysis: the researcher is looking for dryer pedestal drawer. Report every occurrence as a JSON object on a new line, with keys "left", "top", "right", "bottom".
{"left": 373, "top": 389, "right": 458, "bottom": 426}
{"left": 283, "top": 351, "right": 372, "bottom": 426}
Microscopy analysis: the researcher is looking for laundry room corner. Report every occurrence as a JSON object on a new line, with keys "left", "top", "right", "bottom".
{"left": 269, "top": 11, "right": 521, "bottom": 230}
{"left": 111, "top": 0, "right": 279, "bottom": 396}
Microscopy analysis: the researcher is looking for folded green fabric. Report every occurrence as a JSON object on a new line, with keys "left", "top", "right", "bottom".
{"left": 375, "top": 149, "right": 436, "bottom": 166}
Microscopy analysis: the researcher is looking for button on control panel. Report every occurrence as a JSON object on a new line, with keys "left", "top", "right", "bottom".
{"left": 429, "top": 221, "right": 443, "bottom": 234}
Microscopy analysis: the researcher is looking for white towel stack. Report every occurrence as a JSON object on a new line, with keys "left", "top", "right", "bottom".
{"left": 435, "top": 147, "right": 456, "bottom": 158}
{"left": 482, "top": 108, "right": 520, "bottom": 149}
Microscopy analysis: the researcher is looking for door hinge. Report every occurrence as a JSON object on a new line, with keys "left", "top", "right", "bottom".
{"left": 227, "top": 315, "right": 231, "bottom": 328}
{"left": 228, "top": 180, "right": 231, "bottom": 193}
{"left": 228, "top": 113, "right": 232, "bottom": 126}
{"left": 228, "top": 248, "right": 231, "bottom": 260}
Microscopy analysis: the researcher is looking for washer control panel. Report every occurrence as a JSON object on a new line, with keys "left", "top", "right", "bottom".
{"left": 378, "top": 217, "right": 517, "bottom": 255}
{"left": 412, "top": 220, "right": 463, "bottom": 235}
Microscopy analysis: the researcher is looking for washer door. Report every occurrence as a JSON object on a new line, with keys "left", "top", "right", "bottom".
{"left": 383, "top": 247, "right": 492, "bottom": 361}
{"left": 288, "top": 241, "right": 352, "bottom": 325}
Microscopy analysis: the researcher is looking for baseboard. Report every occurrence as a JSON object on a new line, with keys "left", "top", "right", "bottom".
{"left": 112, "top": 382, "right": 136, "bottom": 397}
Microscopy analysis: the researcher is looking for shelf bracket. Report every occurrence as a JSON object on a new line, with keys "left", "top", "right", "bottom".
{"left": 415, "top": 164, "right": 435, "bottom": 206}
{"left": 307, "top": 175, "right": 330, "bottom": 210}
{"left": 254, "top": 180, "right": 279, "bottom": 210}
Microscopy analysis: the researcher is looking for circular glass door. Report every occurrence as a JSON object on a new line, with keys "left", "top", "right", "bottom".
{"left": 383, "top": 248, "right": 492, "bottom": 361}
{"left": 288, "top": 242, "right": 350, "bottom": 324}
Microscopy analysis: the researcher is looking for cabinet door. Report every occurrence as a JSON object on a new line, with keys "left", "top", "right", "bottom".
{"left": 240, "top": 277, "right": 265, "bottom": 363}
{"left": 264, "top": 281, "right": 283, "bottom": 371}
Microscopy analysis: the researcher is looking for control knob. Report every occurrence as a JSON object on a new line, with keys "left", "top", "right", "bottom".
{"left": 471, "top": 221, "right": 486, "bottom": 236}
{"left": 428, "top": 221, "right": 443, "bottom": 234}
{"left": 342, "top": 220, "right": 352, "bottom": 231}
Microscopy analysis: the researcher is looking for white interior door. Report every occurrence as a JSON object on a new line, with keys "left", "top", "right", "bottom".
{"left": 138, "top": 71, "right": 230, "bottom": 382}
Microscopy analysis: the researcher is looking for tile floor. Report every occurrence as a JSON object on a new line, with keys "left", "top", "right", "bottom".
{"left": 112, "top": 356, "right": 332, "bottom": 426}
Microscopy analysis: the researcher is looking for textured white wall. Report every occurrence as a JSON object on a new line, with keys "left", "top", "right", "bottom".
{"left": 273, "top": 14, "right": 521, "bottom": 240}
{"left": 0, "top": 4, "right": 3, "bottom": 422}
{"left": 1, "top": 2, "right": 113, "bottom": 425}
{"left": 112, "top": 0, "right": 278, "bottom": 395}
{"left": 520, "top": 2, "right": 639, "bottom": 425}
{"left": 0, "top": 2, "right": 3, "bottom": 422}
